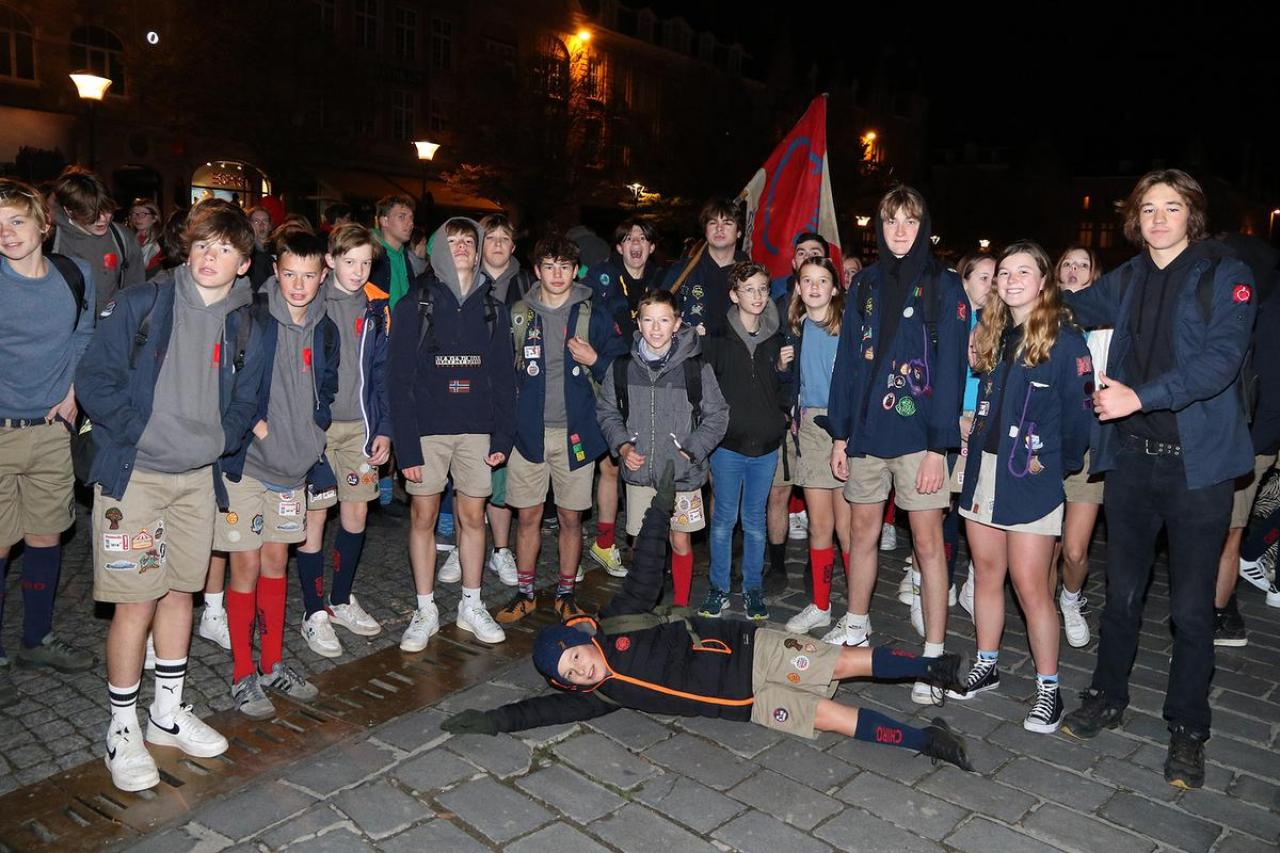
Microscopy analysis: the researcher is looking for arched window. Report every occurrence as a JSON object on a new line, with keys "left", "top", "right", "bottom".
{"left": 534, "top": 34, "right": 569, "bottom": 101}
{"left": 70, "top": 25, "right": 125, "bottom": 93}
{"left": 0, "top": 5, "right": 34, "bottom": 80}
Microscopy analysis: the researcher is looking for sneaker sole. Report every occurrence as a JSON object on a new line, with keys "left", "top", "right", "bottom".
{"left": 1239, "top": 572, "right": 1270, "bottom": 592}
{"left": 1213, "top": 637, "right": 1248, "bottom": 648}
{"left": 1064, "top": 631, "right": 1091, "bottom": 649}
{"left": 1023, "top": 717, "right": 1063, "bottom": 734}
{"left": 105, "top": 756, "right": 159, "bottom": 792}
{"left": 301, "top": 632, "right": 343, "bottom": 659}
{"left": 945, "top": 681, "right": 999, "bottom": 701}
{"left": 197, "top": 626, "right": 233, "bottom": 650}
{"left": 589, "top": 551, "right": 629, "bottom": 577}
{"left": 145, "top": 727, "right": 229, "bottom": 758}
{"left": 911, "top": 687, "right": 944, "bottom": 706}
{"left": 328, "top": 617, "right": 383, "bottom": 638}
{"left": 237, "top": 703, "right": 276, "bottom": 721}
{"left": 456, "top": 617, "right": 505, "bottom": 645}
{"left": 437, "top": 570, "right": 462, "bottom": 584}
{"left": 14, "top": 655, "right": 94, "bottom": 674}
{"left": 1060, "top": 717, "right": 1121, "bottom": 740}
{"left": 1166, "top": 776, "right": 1203, "bottom": 790}
{"left": 399, "top": 624, "right": 439, "bottom": 653}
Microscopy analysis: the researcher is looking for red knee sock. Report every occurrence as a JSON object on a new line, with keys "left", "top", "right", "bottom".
{"left": 671, "top": 550, "right": 693, "bottom": 606}
{"left": 811, "top": 547, "right": 835, "bottom": 611}
{"left": 226, "top": 589, "right": 257, "bottom": 683}
{"left": 256, "top": 575, "right": 287, "bottom": 675}
{"left": 596, "top": 522, "right": 616, "bottom": 550}
{"left": 789, "top": 494, "right": 806, "bottom": 514}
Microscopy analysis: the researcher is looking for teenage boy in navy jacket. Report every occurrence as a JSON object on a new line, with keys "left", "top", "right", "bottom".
{"left": 215, "top": 230, "right": 339, "bottom": 720}
{"left": 0, "top": 178, "right": 96, "bottom": 696}
{"left": 296, "top": 224, "right": 392, "bottom": 658}
{"left": 78, "top": 201, "right": 266, "bottom": 792}
{"left": 823, "top": 186, "right": 969, "bottom": 707}
{"left": 1060, "top": 170, "right": 1256, "bottom": 790}
{"left": 388, "top": 217, "right": 517, "bottom": 652}
{"left": 496, "top": 235, "right": 627, "bottom": 623}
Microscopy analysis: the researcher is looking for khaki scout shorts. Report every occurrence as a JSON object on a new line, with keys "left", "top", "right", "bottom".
{"left": 506, "top": 428, "right": 594, "bottom": 511}
{"left": 93, "top": 467, "right": 216, "bottom": 603}
{"left": 750, "top": 628, "right": 841, "bottom": 739}
{"left": 844, "top": 449, "right": 952, "bottom": 511}
{"left": 1232, "top": 453, "right": 1277, "bottom": 529}
{"left": 1063, "top": 450, "right": 1105, "bottom": 506}
{"left": 307, "top": 420, "right": 379, "bottom": 510}
{"left": 960, "top": 452, "right": 1063, "bottom": 536}
{"left": 794, "top": 408, "right": 842, "bottom": 490}
{"left": 214, "top": 474, "right": 307, "bottom": 551}
{"left": 405, "top": 434, "right": 492, "bottom": 498}
{"left": 625, "top": 484, "right": 706, "bottom": 538}
{"left": 0, "top": 423, "right": 75, "bottom": 548}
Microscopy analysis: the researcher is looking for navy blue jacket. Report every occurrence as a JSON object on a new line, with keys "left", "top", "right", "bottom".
{"left": 512, "top": 297, "right": 628, "bottom": 469}
{"left": 1067, "top": 247, "right": 1256, "bottom": 488}
{"left": 584, "top": 257, "right": 667, "bottom": 330}
{"left": 387, "top": 276, "right": 517, "bottom": 467}
{"left": 340, "top": 298, "right": 393, "bottom": 456}
{"left": 76, "top": 280, "right": 266, "bottom": 508}
{"left": 960, "top": 325, "right": 1094, "bottom": 525}
{"left": 221, "top": 301, "right": 340, "bottom": 487}
{"left": 827, "top": 263, "right": 970, "bottom": 457}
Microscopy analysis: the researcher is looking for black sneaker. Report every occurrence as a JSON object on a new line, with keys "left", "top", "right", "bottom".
{"left": 697, "top": 587, "right": 729, "bottom": 618}
{"left": 921, "top": 718, "right": 974, "bottom": 772}
{"left": 1061, "top": 687, "right": 1123, "bottom": 739}
{"left": 15, "top": 634, "right": 96, "bottom": 673}
{"left": 1164, "top": 725, "right": 1206, "bottom": 789}
{"left": 945, "top": 657, "right": 998, "bottom": 700}
{"left": 1213, "top": 605, "right": 1247, "bottom": 648}
{"left": 924, "top": 652, "right": 966, "bottom": 696}
{"left": 1023, "top": 681, "right": 1064, "bottom": 733}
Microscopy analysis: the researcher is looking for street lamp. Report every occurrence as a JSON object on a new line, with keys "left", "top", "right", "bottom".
{"left": 70, "top": 72, "right": 112, "bottom": 170}
{"left": 413, "top": 140, "right": 440, "bottom": 201}
{"left": 575, "top": 28, "right": 592, "bottom": 42}
{"left": 626, "top": 182, "right": 645, "bottom": 201}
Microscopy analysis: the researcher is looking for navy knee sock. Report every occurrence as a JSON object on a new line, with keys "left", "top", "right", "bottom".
{"left": 20, "top": 546, "right": 60, "bottom": 648}
{"left": 296, "top": 550, "right": 325, "bottom": 617}
{"left": 330, "top": 527, "right": 366, "bottom": 605}
{"left": 871, "top": 646, "right": 929, "bottom": 680}
{"left": 853, "top": 707, "right": 927, "bottom": 751}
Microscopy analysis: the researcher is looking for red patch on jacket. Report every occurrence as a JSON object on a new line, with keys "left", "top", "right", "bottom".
{"left": 302, "top": 347, "right": 313, "bottom": 372}
{"left": 1233, "top": 284, "right": 1252, "bottom": 304}
{"left": 103, "top": 252, "right": 119, "bottom": 271}
{"left": 1076, "top": 356, "right": 1093, "bottom": 376}
{"left": 957, "top": 302, "right": 967, "bottom": 321}
{"left": 614, "top": 636, "right": 631, "bottom": 651}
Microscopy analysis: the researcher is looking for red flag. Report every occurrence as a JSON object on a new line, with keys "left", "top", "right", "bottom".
{"left": 741, "top": 94, "right": 841, "bottom": 281}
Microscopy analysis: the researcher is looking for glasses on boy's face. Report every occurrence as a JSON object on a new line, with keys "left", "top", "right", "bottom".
{"left": 737, "top": 286, "right": 769, "bottom": 298}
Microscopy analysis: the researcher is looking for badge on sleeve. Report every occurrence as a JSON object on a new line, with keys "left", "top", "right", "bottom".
{"left": 1233, "top": 284, "right": 1252, "bottom": 303}
{"left": 1076, "top": 356, "right": 1093, "bottom": 376}
{"left": 957, "top": 301, "right": 968, "bottom": 321}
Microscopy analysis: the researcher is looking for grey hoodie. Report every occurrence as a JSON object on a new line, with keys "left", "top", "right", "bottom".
{"left": 428, "top": 217, "right": 488, "bottom": 305}
{"left": 488, "top": 256, "right": 525, "bottom": 304}
{"left": 526, "top": 282, "right": 593, "bottom": 427}
{"left": 133, "top": 268, "right": 251, "bottom": 473}
{"left": 596, "top": 326, "right": 729, "bottom": 490}
{"left": 324, "top": 274, "right": 367, "bottom": 422}
{"left": 52, "top": 208, "right": 144, "bottom": 313}
{"left": 727, "top": 299, "right": 780, "bottom": 357}
{"left": 243, "top": 279, "right": 328, "bottom": 487}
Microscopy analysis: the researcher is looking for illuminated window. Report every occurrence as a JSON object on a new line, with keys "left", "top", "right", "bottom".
{"left": 70, "top": 26, "right": 124, "bottom": 92}
{"left": 1082, "top": 195, "right": 1091, "bottom": 211}
{"left": 534, "top": 34, "right": 569, "bottom": 100}
{"left": 0, "top": 6, "right": 33, "bottom": 80}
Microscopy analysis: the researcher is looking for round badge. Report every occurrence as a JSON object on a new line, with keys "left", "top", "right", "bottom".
{"left": 903, "top": 306, "right": 914, "bottom": 318}
{"left": 773, "top": 707, "right": 789, "bottom": 723}
{"left": 359, "top": 463, "right": 372, "bottom": 473}
{"left": 527, "top": 362, "right": 540, "bottom": 376}
{"left": 227, "top": 530, "right": 241, "bottom": 543}
{"left": 572, "top": 366, "right": 581, "bottom": 377}
{"left": 225, "top": 512, "right": 239, "bottom": 525}
{"left": 347, "top": 473, "right": 360, "bottom": 486}
{"left": 893, "top": 376, "right": 906, "bottom": 388}
{"left": 251, "top": 514, "right": 264, "bottom": 534}
{"left": 895, "top": 396, "right": 918, "bottom": 417}
{"left": 882, "top": 392, "right": 896, "bottom": 410}
{"left": 615, "top": 636, "right": 631, "bottom": 651}
{"left": 791, "top": 654, "right": 810, "bottom": 671}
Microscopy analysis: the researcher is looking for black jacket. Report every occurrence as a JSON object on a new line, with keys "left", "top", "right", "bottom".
{"left": 702, "top": 307, "right": 790, "bottom": 457}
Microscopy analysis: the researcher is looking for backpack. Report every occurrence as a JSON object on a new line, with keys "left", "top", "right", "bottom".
{"left": 415, "top": 279, "right": 501, "bottom": 354}
{"left": 612, "top": 354, "right": 703, "bottom": 427}
{"left": 511, "top": 299, "right": 592, "bottom": 373}
{"left": 48, "top": 253, "right": 88, "bottom": 331}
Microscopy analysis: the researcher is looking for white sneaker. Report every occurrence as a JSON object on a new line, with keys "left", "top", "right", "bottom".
{"left": 328, "top": 594, "right": 382, "bottom": 637}
{"left": 788, "top": 511, "right": 808, "bottom": 540}
{"left": 909, "top": 572, "right": 925, "bottom": 638}
{"left": 959, "top": 567, "right": 975, "bottom": 621}
{"left": 198, "top": 607, "right": 232, "bottom": 650}
{"left": 105, "top": 722, "right": 159, "bottom": 792}
{"left": 1267, "top": 581, "right": 1280, "bottom": 608}
{"left": 301, "top": 611, "right": 343, "bottom": 658}
{"left": 146, "top": 704, "right": 229, "bottom": 758}
{"left": 912, "top": 680, "right": 944, "bottom": 705}
{"left": 144, "top": 635, "right": 156, "bottom": 671}
{"left": 821, "top": 612, "right": 871, "bottom": 646}
{"left": 488, "top": 548, "right": 519, "bottom": 586}
{"left": 400, "top": 604, "right": 440, "bottom": 652}
{"left": 1239, "top": 557, "right": 1270, "bottom": 592}
{"left": 437, "top": 548, "right": 462, "bottom": 584}
{"left": 784, "top": 603, "right": 831, "bottom": 634}
{"left": 896, "top": 566, "right": 913, "bottom": 604}
{"left": 457, "top": 605, "right": 506, "bottom": 644}
{"left": 1060, "top": 591, "right": 1090, "bottom": 648}
{"left": 879, "top": 522, "right": 898, "bottom": 551}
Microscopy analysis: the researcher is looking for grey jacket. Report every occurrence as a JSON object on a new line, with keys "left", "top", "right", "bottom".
{"left": 596, "top": 326, "right": 729, "bottom": 490}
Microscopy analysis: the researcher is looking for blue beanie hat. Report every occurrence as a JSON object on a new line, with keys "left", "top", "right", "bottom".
{"left": 533, "top": 621, "right": 595, "bottom": 683}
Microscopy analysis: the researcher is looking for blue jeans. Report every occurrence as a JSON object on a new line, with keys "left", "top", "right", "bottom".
{"left": 709, "top": 448, "right": 778, "bottom": 592}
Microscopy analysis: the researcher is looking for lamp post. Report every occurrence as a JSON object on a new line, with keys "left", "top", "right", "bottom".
{"left": 413, "top": 140, "right": 440, "bottom": 203}
{"left": 626, "top": 182, "right": 645, "bottom": 202}
{"left": 70, "top": 72, "right": 112, "bottom": 170}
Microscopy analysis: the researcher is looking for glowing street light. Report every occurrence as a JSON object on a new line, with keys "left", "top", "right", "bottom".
{"left": 855, "top": 215, "right": 871, "bottom": 228}
{"left": 413, "top": 140, "right": 441, "bottom": 202}
{"left": 576, "top": 28, "right": 592, "bottom": 42}
{"left": 70, "top": 72, "right": 112, "bottom": 170}
{"left": 978, "top": 238, "right": 991, "bottom": 250}
{"left": 626, "top": 182, "right": 645, "bottom": 201}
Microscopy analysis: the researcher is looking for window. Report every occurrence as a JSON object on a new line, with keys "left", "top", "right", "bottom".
{"left": 354, "top": 0, "right": 379, "bottom": 50}
{"left": 614, "top": 65, "right": 633, "bottom": 109}
{"left": 1076, "top": 224, "right": 1093, "bottom": 248}
{"left": 0, "top": 6, "right": 34, "bottom": 80}
{"left": 312, "top": 0, "right": 336, "bottom": 33}
{"left": 1099, "top": 222, "right": 1117, "bottom": 249}
{"left": 1082, "top": 194, "right": 1091, "bottom": 211}
{"left": 431, "top": 17, "right": 453, "bottom": 71}
{"left": 391, "top": 89, "right": 415, "bottom": 141}
{"left": 70, "top": 26, "right": 125, "bottom": 93}
{"left": 584, "top": 56, "right": 607, "bottom": 104}
{"left": 393, "top": 7, "right": 417, "bottom": 60}
{"left": 534, "top": 34, "right": 569, "bottom": 101}
{"left": 428, "top": 97, "right": 448, "bottom": 133}
{"left": 483, "top": 37, "right": 516, "bottom": 76}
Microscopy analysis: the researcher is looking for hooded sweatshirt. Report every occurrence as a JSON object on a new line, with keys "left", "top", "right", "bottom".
{"left": 324, "top": 274, "right": 368, "bottom": 422}
{"left": 243, "top": 279, "right": 328, "bottom": 486}
{"left": 52, "top": 208, "right": 143, "bottom": 313}
{"left": 702, "top": 301, "right": 788, "bottom": 457}
{"left": 526, "top": 282, "right": 593, "bottom": 428}
{"left": 488, "top": 257, "right": 530, "bottom": 305}
{"left": 134, "top": 268, "right": 252, "bottom": 473}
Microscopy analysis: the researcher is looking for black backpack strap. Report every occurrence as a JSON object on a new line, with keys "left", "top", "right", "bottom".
{"left": 919, "top": 268, "right": 940, "bottom": 348}
{"left": 129, "top": 283, "right": 162, "bottom": 370}
{"left": 232, "top": 304, "right": 253, "bottom": 372}
{"left": 613, "top": 355, "right": 631, "bottom": 423}
{"left": 48, "top": 253, "right": 86, "bottom": 330}
{"left": 109, "top": 222, "right": 130, "bottom": 272}
{"left": 683, "top": 356, "right": 703, "bottom": 427}
{"left": 416, "top": 286, "right": 436, "bottom": 353}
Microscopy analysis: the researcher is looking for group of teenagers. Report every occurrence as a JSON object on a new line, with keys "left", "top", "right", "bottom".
{"left": 0, "top": 164, "right": 1265, "bottom": 795}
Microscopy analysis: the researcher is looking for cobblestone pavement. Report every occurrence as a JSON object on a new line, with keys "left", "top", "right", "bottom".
{"left": 5, "top": 505, "right": 1280, "bottom": 852}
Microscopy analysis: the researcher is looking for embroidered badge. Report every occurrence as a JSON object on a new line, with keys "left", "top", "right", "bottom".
{"left": 435, "top": 354, "right": 482, "bottom": 367}
{"left": 1076, "top": 356, "right": 1093, "bottom": 376}
{"left": 278, "top": 500, "right": 300, "bottom": 517}
{"left": 895, "top": 396, "right": 917, "bottom": 417}
{"left": 600, "top": 273, "right": 611, "bottom": 286}
{"left": 251, "top": 514, "right": 264, "bottom": 534}
{"left": 615, "top": 636, "right": 631, "bottom": 651}
{"left": 138, "top": 550, "right": 161, "bottom": 572}
{"left": 347, "top": 473, "right": 360, "bottom": 486}
{"left": 131, "top": 531, "right": 154, "bottom": 551}
{"left": 276, "top": 521, "right": 302, "bottom": 532}
{"left": 864, "top": 346, "right": 874, "bottom": 361}
{"left": 523, "top": 345, "right": 541, "bottom": 360}
{"left": 449, "top": 379, "right": 472, "bottom": 393}
{"left": 103, "top": 533, "right": 129, "bottom": 552}
{"left": 104, "top": 508, "right": 123, "bottom": 530}
{"left": 772, "top": 707, "right": 790, "bottom": 723}
{"left": 786, "top": 672, "right": 801, "bottom": 684}
{"left": 104, "top": 560, "right": 138, "bottom": 571}
{"left": 791, "top": 655, "right": 810, "bottom": 671}
{"left": 1234, "top": 284, "right": 1253, "bottom": 303}
{"left": 691, "top": 285, "right": 704, "bottom": 299}
{"left": 784, "top": 638, "right": 804, "bottom": 650}
{"left": 957, "top": 301, "right": 968, "bottom": 321}
{"left": 902, "top": 306, "right": 914, "bottom": 318}
{"left": 882, "top": 392, "right": 896, "bottom": 410}
{"left": 527, "top": 362, "right": 540, "bottom": 376}
{"left": 977, "top": 401, "right": 990, "bottom": 416}
{"left": 225, "top": 512, "right": 239, "bottom": 525}
{"left": 154, "top": 518, "right": 165, "bottom": 539}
